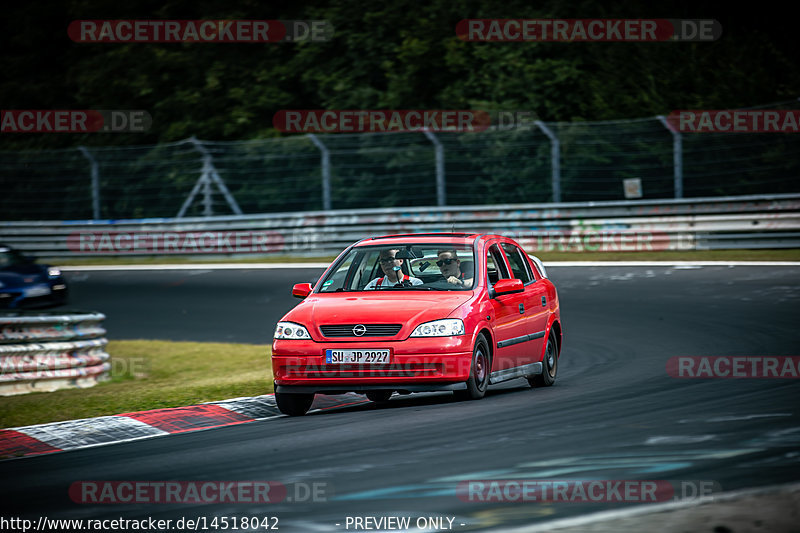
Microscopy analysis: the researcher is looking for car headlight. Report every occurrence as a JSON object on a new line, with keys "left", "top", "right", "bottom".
{"left": 410, "top": 319, "right": 465, "bottom": 337}
{"left": 274, "top": 322, "right": 312, "bottom": 340}
{"left": 47, "top": 267, "right": 61, "bottom": 278}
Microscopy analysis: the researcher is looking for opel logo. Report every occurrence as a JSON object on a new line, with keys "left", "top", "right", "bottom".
{"left": 352, "top": 324, "right": 367, "bottom": 336}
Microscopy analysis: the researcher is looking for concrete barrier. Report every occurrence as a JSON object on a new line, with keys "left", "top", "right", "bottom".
{"left": 0, "top": 312, "right": 110, "bottom": 396}
{"left": 1, "top": 193, "right": 798, "bottom": 257}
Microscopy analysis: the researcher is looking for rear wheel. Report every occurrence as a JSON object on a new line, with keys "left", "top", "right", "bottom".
{"left": 455, "top": 335, "right": 491, "bottom": 400}
{"left": 366, "top": 391, "right": 393, "bottom": 402}
{"left": 275, "top": 392, "right": 315, "bottom": 416}
{"left": 528, "top": 332, "right": 558, "bottom": 387}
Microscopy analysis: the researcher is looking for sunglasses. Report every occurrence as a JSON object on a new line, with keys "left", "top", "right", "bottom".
{"left": 379, "top": 257, "right": 398, "bottom": 264}
{"left": 436, "top": 258, "right": 456, "bottom": 267}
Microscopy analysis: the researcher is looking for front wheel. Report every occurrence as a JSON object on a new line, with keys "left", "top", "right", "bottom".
{"left": 455, "top": 335, "right": 491, "bottom": 400}
{"left": 528, "top": 332, "right": 558, "bottom": 387}
{"left": 275, "top": 392, "right": 315, "bottom": 416}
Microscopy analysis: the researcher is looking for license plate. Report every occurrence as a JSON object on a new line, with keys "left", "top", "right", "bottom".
{"left": 25, "top": 285, "right": 51, "bottom": 297}
{"left": 326, "top": 349, "right": 391, "bottom": 364}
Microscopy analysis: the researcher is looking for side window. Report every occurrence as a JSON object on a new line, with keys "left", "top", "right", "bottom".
{"left": 501, "top": 243, "right": 532, "bottom": 284}
{"left": 486, "top": 244, "right": 510, "bottom": 286}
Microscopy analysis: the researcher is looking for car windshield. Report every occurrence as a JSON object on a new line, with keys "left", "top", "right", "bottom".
{"left": 0, "top": 248, "right": 28, "bottom": 269}
{"left": 317, "top": 243, "right": 476, "bottom": 292}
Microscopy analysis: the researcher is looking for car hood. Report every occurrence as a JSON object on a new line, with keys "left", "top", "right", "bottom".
{"left": 283, "top": 291, "right": 475, "bottom": 337}
{"left": 0, "top": 271, "right": 45, "bottom": 288}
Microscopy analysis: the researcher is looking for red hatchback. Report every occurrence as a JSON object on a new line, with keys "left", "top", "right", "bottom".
{"left": 271, "top": 233, "right": 562, "bottom": 415}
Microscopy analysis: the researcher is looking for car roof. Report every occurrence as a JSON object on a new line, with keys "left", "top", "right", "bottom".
{"left": 358, "top": 233, "right": 484, "bottom": 247}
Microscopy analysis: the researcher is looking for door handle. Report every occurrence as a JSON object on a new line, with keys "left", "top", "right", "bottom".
{"left": 541, "top": 296, "right": 547, "bottom": 307}
{"left": 519, "top": 303, "right": 524, "bottom": 314}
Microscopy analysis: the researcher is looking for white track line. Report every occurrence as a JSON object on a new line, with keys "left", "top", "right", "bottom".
{"left": 59, "top": 261, "right": 800, "bottom": 271}
{"left": 547, "top": 261, "right": 800, "bottom": 267}
{"left": 499, "top": 481, "right": 800, "bottom": 533}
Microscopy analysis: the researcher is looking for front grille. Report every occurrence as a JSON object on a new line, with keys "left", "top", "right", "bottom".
{"left": 319, "top": 324, "right": 403, "bottom": 337}
{"left": 284, "top": 363, "right": 442, "bottom": 379}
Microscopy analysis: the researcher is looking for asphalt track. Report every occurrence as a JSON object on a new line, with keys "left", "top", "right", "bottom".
{"left": 1, "top": 265, "right": 799, "bottom": 531}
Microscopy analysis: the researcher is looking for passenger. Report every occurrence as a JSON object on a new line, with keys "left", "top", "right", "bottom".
{"left": 437, "top": 249, "right": 473, "bottom": 288}
{"left": 365, "top": 248, "right": 423, "bottom": 289}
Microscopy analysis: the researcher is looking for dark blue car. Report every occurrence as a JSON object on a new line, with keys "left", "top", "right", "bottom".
{"left": 0, "top": 245, "right": 68, "bottom": 308}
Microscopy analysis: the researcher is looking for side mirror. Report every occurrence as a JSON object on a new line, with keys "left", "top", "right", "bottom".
{"left": 493, "top": 278, "right": 524, "bottom": 297}
{"left": 292, "top": 283, "right": 313, "bottom": 299}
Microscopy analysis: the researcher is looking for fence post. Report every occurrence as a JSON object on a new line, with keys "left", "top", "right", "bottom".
{"left": 78, "top": 146, "right": 100, "bottom": 220}
{"left": 657, "top": 116, "right": 684, "bottom": 199}
{"left": 307, "top": 134, "right": 332, "bottom": 210}
{"left": 535, "top": 121, "right": 561, "bottom": 203}
{"left": 423, "top": 130, "right": 446, "bottom": 206}
{"left": 178, "top": 137, "right": 243, "bottom": 217}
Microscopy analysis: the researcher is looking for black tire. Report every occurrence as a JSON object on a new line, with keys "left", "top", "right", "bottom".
{"left": 366, "top": 391, "right": 393, "bottom": 402}
{"left": 528, "top": 332, "right": 558, "bottom": 387}
{"left": 275, "top": 392, "right": 315, "bottom": 416}
{"left": 455, "top": 335, "right": 491, "bottom": 400}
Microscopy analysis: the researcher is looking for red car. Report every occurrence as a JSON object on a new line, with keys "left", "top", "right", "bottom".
{"left": 271, "top": 233, "right": 562, "bottom": 415}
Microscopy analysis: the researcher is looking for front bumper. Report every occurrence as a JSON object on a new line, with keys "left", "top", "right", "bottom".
{"left": 276, "top": 383, "right": 467, "bottom": 394}
{"left": 272, "top": 336, "right": 473, "bottom": 388}
{"left": 0, "top": 284, "right": 67, "bottom": 309}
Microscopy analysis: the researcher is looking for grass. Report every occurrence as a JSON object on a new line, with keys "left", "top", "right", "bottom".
{"left": 0, "top": 340, "right": 273, "bottom": 429}
{"left": 47, "top": 249, "right": 800, "bottom": 266}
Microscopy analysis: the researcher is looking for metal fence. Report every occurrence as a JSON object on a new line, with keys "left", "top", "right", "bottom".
{"left": 1, "top": 113, "right": 799, "bottom": 221}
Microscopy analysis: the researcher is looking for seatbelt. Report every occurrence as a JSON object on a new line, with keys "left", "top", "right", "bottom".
{"left": 376, "top": 274, "right": 409, "bottom": 286}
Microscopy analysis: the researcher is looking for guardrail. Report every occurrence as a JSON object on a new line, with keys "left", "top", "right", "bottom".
{"left": 0, "top": 312, "right": 110, "bottom": 396}
{"left": 1, "top": 193, "right": 798, "bottom": 257}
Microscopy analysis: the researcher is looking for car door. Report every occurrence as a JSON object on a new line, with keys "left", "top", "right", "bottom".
{"left": 500, "top": 242, "right": 548, "bottom": 368}
{"left": 485, "top": 242, "right": 529, "bottom": 375}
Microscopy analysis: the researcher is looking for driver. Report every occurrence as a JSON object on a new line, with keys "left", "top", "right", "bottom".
{"left": 437, "top": 249, "right": 473, "bottom": 288}
{"left": 365, "top": 248, "right": 423, "bottom": 289}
